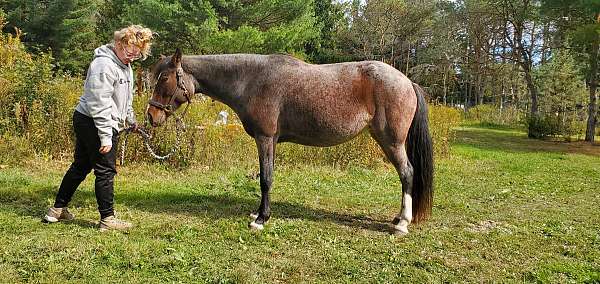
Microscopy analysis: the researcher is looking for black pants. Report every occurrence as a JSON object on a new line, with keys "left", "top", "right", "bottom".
{"left": 54, "top": 111, "right": 119, "bottom": 219}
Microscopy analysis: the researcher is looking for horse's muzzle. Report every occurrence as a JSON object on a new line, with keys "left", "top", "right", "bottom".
{"left": 146, "top": 106, "right": 166, "bottom": 127}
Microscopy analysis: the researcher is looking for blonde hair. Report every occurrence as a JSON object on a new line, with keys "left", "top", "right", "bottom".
{"left": 113, "top": 25, "right": 154, "bottom": 60}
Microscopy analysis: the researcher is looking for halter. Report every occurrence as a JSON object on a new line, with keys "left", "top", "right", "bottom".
{"left": 148, "top": 67, "right": 193, "bottom": 117}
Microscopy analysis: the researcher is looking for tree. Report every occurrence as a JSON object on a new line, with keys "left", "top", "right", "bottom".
{"left": 488, "top": 0, "right": 546, "bottom": 137}
{"left": 536, "top": 51, "right": 588, "bottom": 139}
{"left": 305, "top": 0, "right": 349, "bottom": 63}
{"left": 340, "top": 0, "right": 434, "bottom": 68}
{"left": 97, "top": 0, "right": 319, "bottom": 59}
{"left": 1, "top": 0, "right": 101, "bottom": 73}
{"left": 97, "top": 0, "right": 219, "bottom": 57}
{"left": 410, "top": 1, "right": 463, "bottom": 105}
{"left": 541, "top": 0, "right": 600, "bottom": 142}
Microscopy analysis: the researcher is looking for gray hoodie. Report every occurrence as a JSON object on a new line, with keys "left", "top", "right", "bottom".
{"left": 75, "top": 44, "right": 136, "bottom": 147}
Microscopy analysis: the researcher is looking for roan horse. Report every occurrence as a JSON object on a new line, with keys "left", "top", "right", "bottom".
{"left": 146, "top": 49, "right": 433, "bottom": 235}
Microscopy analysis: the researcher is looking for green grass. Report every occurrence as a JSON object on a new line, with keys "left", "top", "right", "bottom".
{"left": 1, "top": 126, "right": 599, "bottom": 283}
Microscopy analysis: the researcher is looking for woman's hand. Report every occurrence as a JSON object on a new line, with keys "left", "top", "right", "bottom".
{"left": 129, "top": 122, "right": 139, "bottom": 132}
{"left": 99, "top": 145, "right": 112, "bottom": 154}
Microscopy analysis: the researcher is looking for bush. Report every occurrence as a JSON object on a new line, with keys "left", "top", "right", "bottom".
{"left": 465, "top": 104, "right": 523, "bottom": 127}
{"left": 529, "top": 50, "right": 588, "bottom": 141}
{"left": 526, "top": 113, "right": 587, "bottom": 141}
{"left": 0, "top": 20, "right": 82, "bottom": 161}
{"left": 429, "top": 105, "right": 463, "bottom": 158}
{"left": 120, "top": 99, "right": 386, "bottom": 169}
{"left": 0, "top": 135, "right": 35, "bottom": 165}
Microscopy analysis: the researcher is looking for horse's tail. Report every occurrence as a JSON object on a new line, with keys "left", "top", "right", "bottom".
{"left": 407, "top": 83, "right": 434, "bottom": 223}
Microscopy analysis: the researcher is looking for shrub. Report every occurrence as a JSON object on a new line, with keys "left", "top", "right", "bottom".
{"left": 0, "top": 19, "right": 82, "bottom": 161}
{"left": 429, "top": 105, "right": 463, "bottom": 158}
{"left": 465, "top": 104, "right": 523, "bottom": 127}
{"left": 526, "top": 113, "right": 587, "bottom": 141}
{"left": 0, "top": 135, "right": 35, "bottom": 165}
{"left": 529, "top": 50, "right": 588, "bottom": 140}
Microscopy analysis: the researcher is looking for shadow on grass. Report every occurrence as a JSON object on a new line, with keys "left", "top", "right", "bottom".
{"left": 0, "top": 185, "right": 98, "bottom": 228}
{"left": 455, "top": 126, "right": 600, "bottom": 156}
{"left": 0, "top": 183, "right": 396, "bottom": 234}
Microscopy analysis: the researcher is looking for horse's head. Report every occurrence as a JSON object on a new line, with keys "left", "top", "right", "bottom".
{"left": 146, "top": 48, "right": 194, "bottom": 127}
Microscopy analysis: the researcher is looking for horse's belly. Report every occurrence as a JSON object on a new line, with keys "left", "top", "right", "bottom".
{"left": 279, "top": 109, "right": 372, "bottom": 147}
{"left": 280, "top": 133, "right": 362, "bottom": 147}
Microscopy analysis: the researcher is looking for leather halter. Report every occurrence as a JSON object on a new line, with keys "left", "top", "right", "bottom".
{"left": 148, "top": 68, "right": 192, "bottom": 115}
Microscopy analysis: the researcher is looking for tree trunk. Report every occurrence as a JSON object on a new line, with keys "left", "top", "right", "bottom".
{"left": 522, "top": 65, "right": 539, "bottom": 115}
{"left": 464, "top": 80, "right": 469, "bottom": 112}
{"left": 514, "top": 22, "right": 539, "bottom": 117}
{"left": 405, "top": 43, "right": 410, "bottom": 75}
{"left": 585, "top": 37, "right": 599, "bottom": 142}
{"left": 541, "top": 23, "right": 549, "bottom": 64}
{"left": 476, "top": 71, "right": 482, "bottom": 105}
{"left": 443, "top": 68, "right": 447, "bottom": 105}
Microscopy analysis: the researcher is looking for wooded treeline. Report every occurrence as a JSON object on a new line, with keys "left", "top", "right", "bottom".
{"left": 1, "top": 0, "right": 598, "bottom": 140}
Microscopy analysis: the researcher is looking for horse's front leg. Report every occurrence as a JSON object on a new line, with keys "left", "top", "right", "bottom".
{"left": 249, "top": 135, "right": 275, "bottom": 230}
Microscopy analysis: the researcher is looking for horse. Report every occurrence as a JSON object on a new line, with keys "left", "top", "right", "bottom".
{"left": 146, "top": 49, "right": 433, "bottom": 235}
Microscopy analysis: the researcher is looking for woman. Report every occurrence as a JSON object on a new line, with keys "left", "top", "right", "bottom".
{"left": 43, "top": 25, "right": 153, "bottom": 231}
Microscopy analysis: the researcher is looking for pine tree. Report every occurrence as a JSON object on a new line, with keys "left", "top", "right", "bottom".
{"left": 0, "top": 0, "right": 101, "bottom": 73}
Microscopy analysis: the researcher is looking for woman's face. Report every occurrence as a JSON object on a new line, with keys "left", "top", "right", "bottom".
{"left": 115, "top": 41, "right": 141, "bottom": 64}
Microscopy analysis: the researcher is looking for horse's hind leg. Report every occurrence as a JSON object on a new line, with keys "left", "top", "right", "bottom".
{"left": 391, "top": 148, "right": 414, "bottom": 235}
{"left": 371, "top": 134, "right": 414, "bottom": 235}
{"left": 369, "top": 105, "right": 416, "bottom": 235}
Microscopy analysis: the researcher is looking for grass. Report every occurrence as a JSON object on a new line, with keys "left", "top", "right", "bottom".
{"left": 1, "top": 125, "right": 599, "bottom": 283}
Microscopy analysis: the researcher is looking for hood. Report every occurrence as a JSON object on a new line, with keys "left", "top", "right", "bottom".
{"left": 93, "top": 44, "right": 129, "bottom": 69}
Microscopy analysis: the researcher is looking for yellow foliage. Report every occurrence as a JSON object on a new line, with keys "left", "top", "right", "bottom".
{"left": 121, "top": 99, "right": 462, "bottom": 169}
{"left": 0, "top": 26, "right": 83, "bottom": 162}
{"left": 429, "top": 105, "right": 463, "bottom": 158}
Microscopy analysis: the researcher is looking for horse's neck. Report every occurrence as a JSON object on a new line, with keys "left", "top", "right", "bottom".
{"left": 183, "top": 55, "right": 265, "bottom": 112}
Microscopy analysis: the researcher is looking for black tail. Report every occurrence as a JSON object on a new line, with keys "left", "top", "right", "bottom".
{"left": 407, "top": 83, "right": 434, "bottom": 223}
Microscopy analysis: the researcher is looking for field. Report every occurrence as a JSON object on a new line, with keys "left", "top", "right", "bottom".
{"left": 0, "top": 125, "right": 599, "bottom": 283}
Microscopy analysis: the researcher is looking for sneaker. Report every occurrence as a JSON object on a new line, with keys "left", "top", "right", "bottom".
{"left": 99, "top": 215, "right": 133, "bottom": 232}
{"left": 43, "top": 207, "right": 75, "bottom": 223}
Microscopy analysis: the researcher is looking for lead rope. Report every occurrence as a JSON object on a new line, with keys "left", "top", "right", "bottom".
{"left": 119, "top": 113, "right": 187, "bottom": 165}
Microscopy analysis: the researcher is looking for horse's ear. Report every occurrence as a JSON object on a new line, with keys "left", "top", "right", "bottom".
{"left": 159, "top": 54, "right": 166, "bottom": 60}
{"left": 172, "top": 48, "right": 182, "bottom": 68}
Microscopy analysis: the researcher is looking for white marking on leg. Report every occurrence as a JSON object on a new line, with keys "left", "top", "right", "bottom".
{"left": 395, "top": 193, "right": 412, "bottom": 234}
{"left": 249, "top": 213, "right": 258, "bottom": 219}
{"left": 249, "top": 220, "right": 264, "bottom": 230}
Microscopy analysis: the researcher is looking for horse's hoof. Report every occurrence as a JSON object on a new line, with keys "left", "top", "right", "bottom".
{"left": 393, "top": 219, "right": 409, "bottom": 236}
{"left": 249, "top": 213, "right": 258, "bottom": 219}
{"left": 248, "top": 221, "right": 264, "bottom": 230}
{"left": 393, "top": 227, "right": 409, "bottom": 236}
